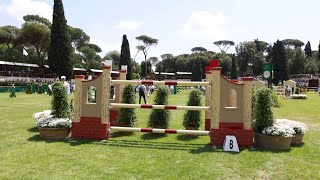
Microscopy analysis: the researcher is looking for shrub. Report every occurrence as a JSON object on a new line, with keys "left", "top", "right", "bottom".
{"left": 183, "top": 89, "right": 202, "bottom": 129}
{"left": 118, "top": 85, "right": 137, "bottom": 127}
{"left": 252, "top": 88, "right": 274, "bottom": 133}
{"left": 51, "top": 81, "right": 70, "bottom": 118}
{"left": 148, "top": 86, "right": 170, "bottom": 128}
{"left": 37, "top": 84, "right": 44, "bottom": 94}
{"left": 295, "top": 87, "right": 300, "bottom": 94}
{"left": 25, "top": 84, "right": 32, "bottom": 94}
{"left": 270, "top": 90, "right": 280, "bottom": 107}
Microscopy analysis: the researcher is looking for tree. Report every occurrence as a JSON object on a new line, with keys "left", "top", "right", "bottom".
{"left": 230, "top": 54, "right": 238, "bottom": 79}
{"left": 140, "top": 61, "right": 152, "bottom": 78}
{"left": 213, "top": 40, "right": 235, "bottom": 53}
{"left": 78, "top": 45, "right": 101, "bottom": 69}
{"left": 135, "top": 35, "right": 158, "bottom": 77}
{"left": 254, "top": 39, "right": 268, "bottom": 52}
{"left": 219, "top": 55, "right": 232, "bottom": 76}
{"left": 21, "top": 22, "right": 50, "bottom": 63}
{"left": 119, "top": 35, "right": 132, "bottom": 79}
{"left": 191, "top": 58, "right": 202, "bottom": 81}
{"left": 104, "top": 50, "right": 120, "bottom": 70}
{"left": 304, "top": 41, "right": 312, "bottom": 58}
{"left": 48, "top": 0, "right": 73, "bottom": 79}
{"left": 290, "top": 48, "right": 306, "bottom": 75}
{"left": 0, "top": 26, "right": 23, "bottom": 62}
{"left": 271, "top": 40, "right": 289, "bottom": 85}
{"left": 191, "top": 47, "right": 207, "bottom": 53}
{"left": 318, "top": 41, "right": 320, "bottom": 62}
{"left": 236, "top": 41, "right": 262, "bottom": 76}
{"left": 160, "top": 53, "right": 176, "bottom": 73}
{"left": 282, "top": 39, "right": 304, "bottom": 49}
{"left": 305, "top": 57, "right": 319, "bottom": 74}
{"left": 68, "top": 26, "right": 90, "bottom": 50}
{"left": 23, "top": 15, "right": 51, "bottom": 27}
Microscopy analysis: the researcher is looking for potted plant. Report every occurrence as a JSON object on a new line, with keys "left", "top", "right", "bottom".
{"left": 275, "top": 119, "right": 308, "bottom": 145}
{"left": 25, "top": 84, "right": 32, "bottom": 94}
{"left": 253, "top": 89, "right": 294, "bottom": 150}
{"left": 148, "top": 86, "right": 170, "bottom": 129}
{"left": 32, "top": 81, "right": 71, "bottom": 139}
{"left": 183, "top": 89, "right": 202, "bottom": 130}
{"left": 117, "top": 85, "right": 137, "bottom": 129}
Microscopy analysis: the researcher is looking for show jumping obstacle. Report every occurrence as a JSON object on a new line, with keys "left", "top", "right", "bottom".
{"left": 71, "top": 60, "right": 254, "bottom": 147}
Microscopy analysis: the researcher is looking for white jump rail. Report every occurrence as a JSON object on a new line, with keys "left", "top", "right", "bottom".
{"left": 111, "top": 80, "right": 210, "bottom": 86}
{"left": 110, "top": 126, "right": 210, "bottom": 136}
{"left": 110, "top": 103, "right": 210, "bottom": 111}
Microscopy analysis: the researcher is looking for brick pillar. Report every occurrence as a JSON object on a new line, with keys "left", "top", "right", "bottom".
{"left": 73, "top": 75, "right": 85, "bottom": 122}
{"left": 204, "top": 66, "right": 211, "bottom": 131}
{"left": 210, "top": 67, "right": 221, "bottom": 129}
{"left": 101, "top": 66, "right": 111, "bottom": 125}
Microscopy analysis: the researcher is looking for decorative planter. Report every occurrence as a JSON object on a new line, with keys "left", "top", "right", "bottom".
{"left": 291, "top": 133, "right": 304, "bottom": 145}
{"left": 38, "top": 127, "right": 70, "bottom": 139}
{"left": 254, "top": 133, "right": 292, "bottom": 150}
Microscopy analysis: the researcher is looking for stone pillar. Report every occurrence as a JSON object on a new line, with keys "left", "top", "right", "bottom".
{"left": 101, "top": 66, "right": 111, "bottom": 124}
{"left": 118, "top": 70, "right": 127, "bottom": 103}
{"left": 242, "top": 77, "right": 254, "bottom": 130}
{"left": 204, "top": 66, "right": 211, "bottom": 131}
{"left": 210, "top": 67, "right": 221, "bottom": 129}
{"left": 73, "top": 75, "right": 85, "bottom": 122}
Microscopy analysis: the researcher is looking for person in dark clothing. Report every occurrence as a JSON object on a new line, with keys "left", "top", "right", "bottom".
{"left": 137, "top": 84, "right": 147, "bottom": 104}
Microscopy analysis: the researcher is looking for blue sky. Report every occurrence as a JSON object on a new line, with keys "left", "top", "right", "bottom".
{"left": 0, "top": 0, "right": 319, "bottom": 63}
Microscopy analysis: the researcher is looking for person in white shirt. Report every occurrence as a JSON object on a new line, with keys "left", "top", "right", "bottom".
{"left": 61, "top": 76, "right": 70, "bottom": 95}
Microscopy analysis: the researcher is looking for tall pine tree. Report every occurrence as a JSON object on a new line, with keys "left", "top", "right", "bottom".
{"left": 230, "top": 54, "right": 238, "bottom": 79}
{"left": 304, "top": 41, "right": 312, "bottom": 58}
{"left": 271, "top": 40, "right": 289, "bottom": 85}
{"left": 191, "top": 59, "right": 202, "bottom": 81}
{"left": 119, "top": 34, "right": 132, "bottom": 80}
{"left": 48, "top": 0, "right": 73, "bottom": 79}
{"left": 318, "top": 41, "right": 320, "bottom": 62}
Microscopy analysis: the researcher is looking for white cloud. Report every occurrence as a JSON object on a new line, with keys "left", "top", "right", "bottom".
{"left": 113, "top": 20, "right": 142, "bottom": 31}
{"left": 90, "top": 38, "right": 120, "bottom": 57}
{"left": 179, "top": 11, "right": 228, "bottom": 40}
{"left": 0, "top": 0, "right": 52, "bottom": 22}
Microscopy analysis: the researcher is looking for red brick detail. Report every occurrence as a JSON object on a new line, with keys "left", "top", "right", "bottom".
{"left": 219, "top": 122, "right": 243, "bottom": 129}
{"left": 102, "top": 65, "right": 111, "bottom": 69}
{"left": 212, "top": 67, "right": 222, "bottom": 71}
{"left": 165, "top": 129, "right": 177, "bottom": 133}
{"left": 205, "top": 118, "right": 210, "bottom": 131}
{"left": 80, "top": 117, "right": 101, "bottom": 123}
{"left": 205, "top": 66, "right": 211, "bottom": 72}
{"left": 71, "top": 121, "right": 109, "bottom": 140}
{"left": 210, "top": 128, "right": 253, "bottom": 147}
{"left": 210, "top": 60, "right": 220, "bottom": 67}
{"left": 110, "top": 110, "right": 119, "bottom": 126}
{"left": 141, "top": 128, "right": 152, "bottom": 132}
{"left": 165, "top": 81, "right": 177, "bottom": 85}
{"left": 74, "top": 75, "right": 85, "bottom": 79}
{"left": 242, "top": 77, "right": 254, "bottom": 81}
{"left": 205, "top": 71, "right": 212, "bottom": 74}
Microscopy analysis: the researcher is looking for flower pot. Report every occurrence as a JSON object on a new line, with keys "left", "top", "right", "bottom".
{"left": 38, "top": 127, "right": 70, "bottom": 139}
{"left": 254, "top": 132, "right": 292, "bottom": 150}
{"left": 291, "top": 133, "right": 304, "bottom": 145}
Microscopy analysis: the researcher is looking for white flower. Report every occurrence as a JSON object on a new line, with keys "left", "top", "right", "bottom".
{"left": 276, "top": 119, "right": 308, "bottom": 134}
{"left": 33, "top": 110, "right": 71, "bottom": 128}
{"left": 261, "top": 119, "right": 308, "bottom": 137}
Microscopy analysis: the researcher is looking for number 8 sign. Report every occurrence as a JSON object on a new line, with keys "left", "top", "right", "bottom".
{"left": 223, "top": 135, "right": 239, "bottom": 152}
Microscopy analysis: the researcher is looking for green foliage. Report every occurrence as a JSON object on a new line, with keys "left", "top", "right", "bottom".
{"left": 25, "top": 84, "right": 32, "bottom": 94}
{"left": 51, "top": 81, "right": 70, "bottom": 118}
{"left": 252, "top": 88, "right": 275, "bottom": 133}
{"left": 304, "top": 41, "right": 312, "bottom": 57}
{"left": 140, "top": 61, "right": 152, "bottom": 78}
{"left": 191, "top": 59, "right": 202, "bottom": 81}
{"left": 230, "top": 54, "right": 238, "bottom": 79}
{"left": 148, "top": 86, "right": 170, "bottom": 128}
{"left": 23, "top": 15, "right": 51, "bottom": 27}
{"left": 120, "top": 35, "right": 133, "bottom": 80}
{"left": 0, "top": 26, "right": 23, "bottom": 62}
{"left": 272, "top": 40, "right": 289, "bottom": 85}
{"left": 183, "top": 89, "right": 202, "bottom": 129}
{"left": 118, "top": 85, "right": 137, "bottom": 127}
{"left": 282, "top": 39, "right": 304, "bottom": 49}
{"left": 270, "top": 90, "right": 280, "bottom": 107}
{"left": 37, "top": 84, "right": 44, "bottom": 94}
{"left": 48, "top": 0, "right": 73, "bottom": 79}
{"left": 219, "top": 55, "right": 232, "bottom": 76}
{"left": 305, "top": 57, "right": 319, "bottom": 74}
{"left": 289, "top": 47, "right": 306, "bottom": 74}
{"left": 295, "top": 87, "right": 300, "bottom": 94}
{"left": 213, "top": 40, "right": 235, "bottom": 53}
{"left": 191, "top": 47, "right": 207, "bottom": 53}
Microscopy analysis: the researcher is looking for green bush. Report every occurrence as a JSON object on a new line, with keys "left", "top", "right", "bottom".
{"left": 37, "top": 84, "right": 44, "bottom": 94}
{"left": 270, "top": 90, "right": 280, "bottom": 107}
{"left": 295, "top": 87, "right": 300, "bottom": 94}
{"left": 51, "top": 81, "right": 70, "bottom": 118}
{"left": 25, "top": 84, "right": 32, "bottom": 94}
{"left": 183, "top": 89, "right": 202, "bottom": 129}
{"left": 118, "top": 85, "right": 137, "bottom": 127}
{"left": 148, "top": 86, "right": 170, "bottom": 128}
{"left": 252, "top": 88, "right": 274, "bottom": 133}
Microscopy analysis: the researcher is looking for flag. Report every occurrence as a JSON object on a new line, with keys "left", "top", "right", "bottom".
{"left": 81, "top": 59, "right": 86, "bottom": 64}
{"left": 23, "top": 49, "right": 28, "bottom": 56}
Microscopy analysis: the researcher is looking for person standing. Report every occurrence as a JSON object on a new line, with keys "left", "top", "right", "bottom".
{"left": 9, "top": 84, "right": 16, "bottom": 98}
{"left": 61, "top": 76, "right": 70, "bottom": 95}
{"left": 137, "top": 84, "right": 147, "bottom": 104}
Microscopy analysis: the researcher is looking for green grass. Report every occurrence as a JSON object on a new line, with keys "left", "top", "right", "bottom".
{"left": 0, "top": 92, "right": 320, "bottom": 179}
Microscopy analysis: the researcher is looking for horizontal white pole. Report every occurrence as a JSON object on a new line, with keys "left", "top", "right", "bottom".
{"left": 111, "top": 80, "right": 210, "bottom": 86}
